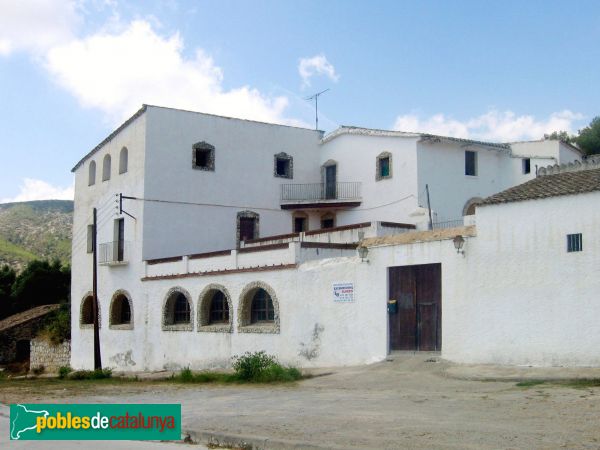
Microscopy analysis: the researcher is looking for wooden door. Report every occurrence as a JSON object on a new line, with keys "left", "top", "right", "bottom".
{"left": 325, "top": 165, "right": 337, "bottom": 199}
{"left": 388, "top": 264, "right": 441, "bottom": 351}
{"left": 239, "top": 217, "right": 256, "bottom": 242}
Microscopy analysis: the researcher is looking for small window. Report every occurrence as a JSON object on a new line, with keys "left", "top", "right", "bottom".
{"left": 209, "top": 291, "right": 229, "bottom": 324}
{"left": 119, "top": 147, "right": 128, "bottom": 174}
{"left": 88, "top": 161, "right": 96, "bottom": 186}
{"left": 81, "top": 296, "right": 94, "bottom": 325}
{"left": 192, "top": 141, "right": 215, "bottom": 171}
{"left": 522, "top": 158, "right": 531, "bottom": 174}
{"left": 376, "top": 152, "right": 392, "bottom": 181}
{"left": 174, "top": 294, "right": 191, "bottom": 323}
{"left": 321, "top": 214, "right": 335, "bottom": 229}
{"left": 465, "top": 151, "right": 477, "bottom": 176}
{"left": 86, "top": 225, "right": 94, "bottom": 254}
{"left": 274, "top": 152, "right": 293, "bottom": 179}
{"left": 380, "top": 157, "right": 390, "bottom": 177}
{"left": 251, "top": 288, "right": 275, "bottom": 323}
{"left": 163, "top": 288, "right": 193, "bottom": 330}
{"left": 110, "top": 293, "right": 132, "bottom": 327}
{"left": 567, "top": 233, "right": 583, "bottom": 252}
{"left": 102, "top": 154, "right": 111, "bottom": 181}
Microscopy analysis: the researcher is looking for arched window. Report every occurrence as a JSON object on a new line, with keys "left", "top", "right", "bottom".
{"left": 238, "top": 282, "right": 279, "bottom": 333}
{"left": 119, "top": 147, "right": 128, "bottom": 174}
{"left": 109, "top": 291, "right": 133, "bottom": 329}
{"left": 209, "top": 291, "right": 229, "bottom": 324}
{"left": 163, "top": 288, "right": 193, "bottom": 331}
{"left": 102, "top": 154, "right": 111, "bottom": 181}
{"left": 80, "top": 293, "right": 100, "bottom": 328}
{"left": 320, "top": 212, "right": 335, "bottom": 229}
{"left": 198, "top": 284, "right": 232, "bottom": 332}
{"left": 88, "top": 161, "right": 96, "bottom": 186}
{"left": 251, "top": 289, "right": 274, "bottom": 323}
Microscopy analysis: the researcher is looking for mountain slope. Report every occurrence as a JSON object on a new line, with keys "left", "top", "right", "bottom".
{"left": 0, "top": 200, "right": 73, "bottom": 271}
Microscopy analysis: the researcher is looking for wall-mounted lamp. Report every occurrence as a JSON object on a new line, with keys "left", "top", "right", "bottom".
{"left": 453, "top": 235, "right": 465, "bottom": 256}
{"left": 358, "top": 246, "right": 369, "bottom": 262}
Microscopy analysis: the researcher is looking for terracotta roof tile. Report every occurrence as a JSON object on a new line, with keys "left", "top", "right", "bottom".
{"left": 482, "top": 167, "right": 600, "bottom": 206}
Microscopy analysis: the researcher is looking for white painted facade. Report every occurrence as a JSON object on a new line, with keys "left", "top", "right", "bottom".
{"left": 70, "top": 105, "right": 590, "bottom": 371}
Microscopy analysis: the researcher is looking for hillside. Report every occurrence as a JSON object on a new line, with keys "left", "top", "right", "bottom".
{"left": 0, "top": 200, "right": 73, "bottom": 271}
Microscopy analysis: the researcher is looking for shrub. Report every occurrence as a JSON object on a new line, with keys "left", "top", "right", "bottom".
{"left": 58, "top": 366, "right": 72, "bottom": 379}
{"left": 42, "top": 304, "right": 70, "bottom": 344}
{"left": 178, "top": 367, "right": 194, "bottom": 383}
{"left": 68, "top": 368, "right": 112, "bottom": 380}
{"left": 232, "top": 351, "right": 301, "bottom": 382}
{"left": 232, "top": 351, "right": 276, "bottom": 381}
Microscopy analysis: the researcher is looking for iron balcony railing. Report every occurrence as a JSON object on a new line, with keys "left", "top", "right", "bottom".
{"left": 99, "top": 240, "right": 130, "bottom": 265}
{"left": 281, "top": 182, "right": 361, "bottom": 202}
{"left": 432, "top": 219, "right": 464, "bottom": 230}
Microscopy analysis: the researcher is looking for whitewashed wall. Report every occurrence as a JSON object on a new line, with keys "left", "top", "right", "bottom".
{"left": 72, "top": 256, "right": 387, "bottom": 371}
{"left": 71, "top": 112, "right": 148, "bottom": 372}
{"left": 365, "top": 190, "right": 600, "bottom": 367}
{"left": 142, "top": 107, "right": 323, "bottom": 260}
{"left": 318, "top": 134, "right": 421, "bottom": 225}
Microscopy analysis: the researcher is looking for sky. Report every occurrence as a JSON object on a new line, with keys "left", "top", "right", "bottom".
{"left": 0, "top": 0, "right": 599, "bottom": 202}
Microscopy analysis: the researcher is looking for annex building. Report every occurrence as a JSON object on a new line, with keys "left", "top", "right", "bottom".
{"left": 69, "top": 104, "right": 596, "bottom": 371}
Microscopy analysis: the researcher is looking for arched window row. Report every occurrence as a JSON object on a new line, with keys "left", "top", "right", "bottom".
{"left": 86, "top": 146, "right": 129, "bottom": 187}
{"left": 79, "top": 282, "right": 280, "bottom": 334}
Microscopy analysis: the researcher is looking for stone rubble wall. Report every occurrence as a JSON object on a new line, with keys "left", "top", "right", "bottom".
{"left": 30, "top": 338, "right": 71, "bottom": 373}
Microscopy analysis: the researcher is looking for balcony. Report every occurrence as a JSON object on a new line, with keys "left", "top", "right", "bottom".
{"left": 280, "top": 182, "right": 362, "bottom": 209}
{"left": 99, "top": 241, "right": 130, "bottom": 266}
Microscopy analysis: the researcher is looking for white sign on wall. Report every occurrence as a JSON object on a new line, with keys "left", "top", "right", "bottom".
{"left": 333, "top": 282, "right": 355, "bottom": 303}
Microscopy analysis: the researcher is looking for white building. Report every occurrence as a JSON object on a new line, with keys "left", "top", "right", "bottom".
{"left": 70, "top": 104, "right": 589, "bottom": 371}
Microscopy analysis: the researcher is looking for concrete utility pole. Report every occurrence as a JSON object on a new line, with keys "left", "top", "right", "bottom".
{"left": 92, "top": 207, "right": 102, "bottom": 370}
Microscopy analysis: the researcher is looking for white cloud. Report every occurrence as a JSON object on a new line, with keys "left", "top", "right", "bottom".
{"left": 1, "top": 179, "right": 74, "bottom": 203}
{"left": 44, "top": 20, "right": 300, "bottom": 125}
{"left": 393, "top": 109, "right": 584, "bottom": 142}
{"left": 0, "top": 0, "right": 81, "bottom": 55}
{"left": 298, "top": 54, "right": 339, "bottom": 88}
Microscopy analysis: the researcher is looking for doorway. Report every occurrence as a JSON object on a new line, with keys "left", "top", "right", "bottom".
{"left": 388, "top": 263, "right": 441, "bottom": 351}
{"left": 324, "top": 164, "right": 337, "bottom": 199}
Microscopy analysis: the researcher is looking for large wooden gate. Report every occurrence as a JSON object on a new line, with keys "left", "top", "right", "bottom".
{"left": 388, "top": 264, "right": 441, "bottom": 351}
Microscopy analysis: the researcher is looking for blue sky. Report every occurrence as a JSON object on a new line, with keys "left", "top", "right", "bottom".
{"left": 1, "top": 0, "right": 599, "bottom": 202}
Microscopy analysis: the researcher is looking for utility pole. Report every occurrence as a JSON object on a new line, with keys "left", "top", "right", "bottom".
{"left": 425, "top": 184, "right": 433, "bottom": 231}
{"left": 92, "top": 208, "right": 102, "bottom": 370}
{"left": 306, "top": 88, "right": 330, "bottom": 130}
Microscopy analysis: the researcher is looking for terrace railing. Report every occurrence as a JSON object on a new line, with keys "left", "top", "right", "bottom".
{"left": 281, "top": 182, "right": 361, "bottom": 202}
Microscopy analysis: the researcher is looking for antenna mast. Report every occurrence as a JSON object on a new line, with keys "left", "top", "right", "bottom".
{"left": 306, "top": 88, "right": 330, "bottom": 130}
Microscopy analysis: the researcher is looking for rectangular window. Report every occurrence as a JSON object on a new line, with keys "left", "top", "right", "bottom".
{"left": 465, "top": 151, "right": 477, "bottom": 176}
{"left": 195, "top": 149, "right": 210, "bottom": 168}
{"left": 276, "top": 158, "right": 290, "bottom": 177}
{"left": 380, "top": 157, "right": 390, "bottom": 177}
{"left": 567, "top": 233, "right": 583, "bottom": 252}
{"left": 86, "top": 225, "right": 94, "bottom": 254}
{"left": 522, "top": 158, "right": 531, "bottom": 174}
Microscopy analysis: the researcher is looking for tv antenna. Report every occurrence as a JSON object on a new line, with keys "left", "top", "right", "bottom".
{"left": 306, "top": 88, "right": 329, "bottom": 130}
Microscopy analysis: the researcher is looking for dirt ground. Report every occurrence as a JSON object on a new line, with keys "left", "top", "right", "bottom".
{"left": 2, "top": 354, "right": 600, "bottom": 449}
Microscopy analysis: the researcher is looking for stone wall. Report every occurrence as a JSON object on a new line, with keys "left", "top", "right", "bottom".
{"left": 30, "top": 338, "right": 71, "bottom": 373}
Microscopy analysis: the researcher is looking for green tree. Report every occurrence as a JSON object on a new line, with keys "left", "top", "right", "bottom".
{"left": 544, "top": 130, "right": 575, "bottom": 144}
{"left": 11, "top": 260, "right": 70, "bottom": 313}
{"left": 575, "top": 116, "right": 600, "bottom": 156}
{"left": 0, "top": 265, "right": 16, "bottom": 319}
